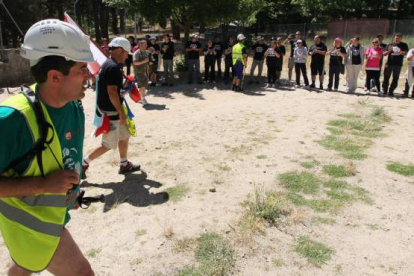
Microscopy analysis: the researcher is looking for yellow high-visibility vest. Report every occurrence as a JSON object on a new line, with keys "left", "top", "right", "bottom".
{"left": 0, "top": 85, "right": 66, "bottom": 272}
{"left": 232, "top": 43, "right": 246, "bottom": 66}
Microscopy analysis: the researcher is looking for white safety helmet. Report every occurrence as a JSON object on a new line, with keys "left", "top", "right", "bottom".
{"left": 21, "top": 19, "right": 94, "bottom": 66}
{"left": 237, "top": 34, "right": 246, "bottom": 41}
{"left": 109, "top": 37, "right": 132, "bottom": 55}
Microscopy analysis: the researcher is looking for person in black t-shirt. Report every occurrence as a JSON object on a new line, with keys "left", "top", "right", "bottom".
{"left": 275, "top": 37, "right": 286, "bottom": 84}
{"left": 224, "top": 36, "right": 235, "bottom": 85}
{"left": 125, "top": 36, "right": 137, "bottom": 76}
{"left": 382, "top": 33, "right": 409, "bottom": 96}
{"left": 160, "top": 34, "right": 175, "bottom": 86}
{"left": 309, "top": 35, "right": 327, "bottom": 89}
{"left": 204, "top": 39, "right": 216, "bottom": 82}
{"left": 148, "top": 36, "right": 160, "bottom": 86}
{"left": 185, "top": 34, "right": 203, "bottom": 84}
{"left": 213, "top": 36, "right": 224, "bottom": 80}
{"left": 285, "top": 31, "right": 307, "bottom": 81}
{"left": 326, "top": 38, "right": 346, "bottom": 91}
{"left": 249, "top": 36, "right": 269, "bottom": 85}
{"left": 84, "top": 37, "right": 141, "bottom": 177}
{"left": 264, "top": 40, "right": 281, "bottom": 88}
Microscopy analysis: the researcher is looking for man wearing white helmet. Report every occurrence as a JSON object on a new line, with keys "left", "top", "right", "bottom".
{"left": 83, "top": 36, "right": 141, "bottom": 177}
{"left": 0, "top": 19, "right": 94, "bottom": 275}
{"left": 232, "top": 34, "right": 248, "bottom": 91}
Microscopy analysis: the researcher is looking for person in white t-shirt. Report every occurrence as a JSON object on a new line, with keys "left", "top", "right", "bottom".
{"left": 403, "top": 48, "right": 414, "bottom": 98}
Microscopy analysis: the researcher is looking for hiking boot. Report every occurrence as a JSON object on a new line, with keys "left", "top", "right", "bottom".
{"left": 119, "top": 161, "right": 141, "bottom": 174}
{"left": 81, "top": 164, "right": 89, "bottom": 180}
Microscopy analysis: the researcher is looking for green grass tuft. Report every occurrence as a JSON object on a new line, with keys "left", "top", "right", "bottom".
{"left": 164, "top": 184, "right": 189, "bottom": 202}
{"left": 322, "top": 165, "right": 352, "bottom": 178}
{"left": 278, "top": 171, "right": 321, "bottom": 194}
{"left": 257, "top": 155, "right": 267, "bottom": 159}
{"left": 295, "top": 236, "right": 334, "bottom": 267}
{"left": 386, "top": 162, "right": 414, "bottom": 177}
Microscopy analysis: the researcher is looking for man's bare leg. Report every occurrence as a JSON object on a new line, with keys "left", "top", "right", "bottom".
{"left": 8, "top": 228, "right": 94, "bottom": 276}
{"left": 118, "top": 138, "right": 129, "bottom": 160}
{"left": 47, "top": 228, "right": 94, "bottom": 276}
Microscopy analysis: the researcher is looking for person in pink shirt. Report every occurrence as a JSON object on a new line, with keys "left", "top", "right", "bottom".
{"left": 365, "top": 38, "right": 383, "bottom": 93}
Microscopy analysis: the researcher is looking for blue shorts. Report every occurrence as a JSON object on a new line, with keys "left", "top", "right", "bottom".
{"left": 234, "top": 64, "right": 244, "bottom": 79}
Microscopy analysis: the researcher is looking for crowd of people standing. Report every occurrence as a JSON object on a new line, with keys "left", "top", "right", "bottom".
{"left": 104, "top": 31, "right": 414, "bottom": 98}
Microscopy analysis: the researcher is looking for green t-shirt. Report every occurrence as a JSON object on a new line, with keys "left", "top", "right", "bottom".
{"left": 133, "top": 49, "right": 152, "bottom": 76}
{"left": 0, "top": 97, "right": 85, "bottom": 224}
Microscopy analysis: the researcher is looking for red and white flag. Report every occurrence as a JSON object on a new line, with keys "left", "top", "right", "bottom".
{"left": 63, "top": 12, "right": 107, "bottom": 76}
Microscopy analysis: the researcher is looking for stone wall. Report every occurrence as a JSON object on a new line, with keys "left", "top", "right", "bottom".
{"left": 0, "top": 49, "right": 33, "bottom": 88}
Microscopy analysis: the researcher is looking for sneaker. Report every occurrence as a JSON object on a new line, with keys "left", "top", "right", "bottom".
{"left": 305, "top": 85, "right": 310, "bottom": 89}
{"left": 371, "top": 87, "right": 378, "bottom": 92}
{"left": 248, "top": 80, "right": 254, "bottom": 85}
{"left": 264, "top": 83, "right": 271, "bottom": 88}
{"left": 295, "top": 84, "right": 300, "bottom": 88}
{"left": 327, "top": 87, "right": 332, "bottom": 91}
{"left": 256, "top": 81, "right": 259, "bottom": 85}
{"left": 334, "top": 88, "right": 339, "bottom": 92}
{"left": 119, "top": 161, "right": 141, "bottom": 174}
{"left": 389, "top": 92, "right": 394, "bottom": 97}
{"left": 310, "top": 83, "right": 316, "bottom": 89}
{"left": 81, "top": 164, "right": 89, "bottom": 180}
{"left": 169, "top": 83, "right": 174, "bottom": 87}
{"left": 319, "top": 84, "right": 323, "bottom": 90}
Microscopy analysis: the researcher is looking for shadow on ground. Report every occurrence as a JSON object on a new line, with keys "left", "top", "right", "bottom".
{"left": 82, "top": 171, "right": 169, "bottom": 212}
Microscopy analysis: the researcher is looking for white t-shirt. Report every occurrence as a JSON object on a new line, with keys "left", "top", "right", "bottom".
{"left": 408, "top": 49, "right": 414, "bottom": 67}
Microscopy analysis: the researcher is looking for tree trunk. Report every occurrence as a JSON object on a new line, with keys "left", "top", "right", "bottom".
{"left": 56, "top": 0, "right": 64, "bottom": 20}
{"left": 119, "top": 9, "right": 125, "bottom": 34}
{"left": 100, "top": 2, "right": 109, "bottom": 39}
{"left": 110, "top": 7, "right": 119, "bottom": 35}
{"left": 184, "top": 25, "right": 190, "bottom": 42}
{"left": 92, "top": 0, "right": 101, "bottom": 43}
{"left": 75, "top": 1, "right": 82, "bottom": 27}
{"left": 199, "top": 21, "right": 206, "bottom": 34}
{"left": 171, "top": 20, "right": 180, "bottom": 40}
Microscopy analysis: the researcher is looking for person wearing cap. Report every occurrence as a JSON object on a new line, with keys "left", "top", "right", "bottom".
{"left": 148, "top": 36, "right": 160, "bottom": 86}
{"left": 326, "top": 38, "right": 346, "bottom": 91}
{"left": 248, "top": 36, "right": 269, "bottom": 85}
{"left": 133, "top": 39, "right": 154, "bottom": 105}
{"left": 213, "top": 36, "right": 224, "bottom": 80}
{"left": 344, "top": 37, "right": 364, "bottom": 93}
{"left": 185, "top": 34, "right": 203, "bottom": 84}
{"left": 160, "top": 34, "right": 175, "bottom": 86}
{"left": 82, "top": 36, "right": 141, "bottom": 178}
{"left": 293, "top": 39, "right": 310, "bottom": 88}
{"left": 285, "top": 31, "right": 307, "bottom": 82}
{"left": 224, "top": 36, "right": 235, "bottom": 85}
{"left": 0, "top": 19, "right": 95, "bottom": 275}
{"left": 382, "top": 33, "right": 409, "bottom": 96}
{"left": 232, "top": 34, "right": 248, "bottom": 91}
{"left": 309, "top": 35, "right": 327, "bottom": 89}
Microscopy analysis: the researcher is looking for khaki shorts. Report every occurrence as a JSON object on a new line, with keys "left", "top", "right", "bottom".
{"left": 135, "top": 74, "right": 149, "bottom": 88}
{"left": 102, "top": 120, "right": 131, "bottom": 149}
{"left": 288, "top": 57, "right": 295, "bottom": 70}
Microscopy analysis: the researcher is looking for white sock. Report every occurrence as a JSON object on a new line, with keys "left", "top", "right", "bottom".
{"left": 120, "top": 158, "right": 128, "bottom": 166}
{"left": 83, "top": 156, "right": 91, "bottom": 165}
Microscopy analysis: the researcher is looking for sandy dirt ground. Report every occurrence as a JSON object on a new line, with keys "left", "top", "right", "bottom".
{"left": 1, "top": 66, "right": 414, "bottom": 276}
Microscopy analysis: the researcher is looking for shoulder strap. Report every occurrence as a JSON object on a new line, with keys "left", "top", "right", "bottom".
{"left": 1, "top": 86, "right": 55, "bottom": 178}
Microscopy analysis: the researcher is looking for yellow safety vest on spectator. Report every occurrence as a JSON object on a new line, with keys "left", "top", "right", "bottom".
{"left": 0, "top": 85, "right": 66, "bottom": 272}
{"left": 232, "top": 43, "right": 246, "bottom": 66}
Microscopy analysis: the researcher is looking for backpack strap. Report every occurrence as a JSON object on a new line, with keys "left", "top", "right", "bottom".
{"left": 1, "top": 86, "right": 55, "bottom": 178}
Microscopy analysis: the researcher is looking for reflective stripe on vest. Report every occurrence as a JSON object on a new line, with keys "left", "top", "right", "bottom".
{"left": 232, "top": 43, "right": 246, "bottom": 66}
{"left": 0, "top": 84, "right": 66, "bottom": 272}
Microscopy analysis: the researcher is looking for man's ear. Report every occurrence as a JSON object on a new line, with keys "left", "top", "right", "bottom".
{"left": 47, "top": 69, "right": 63, "bottom": 84}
